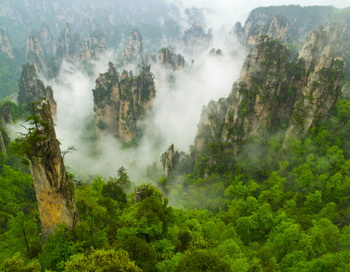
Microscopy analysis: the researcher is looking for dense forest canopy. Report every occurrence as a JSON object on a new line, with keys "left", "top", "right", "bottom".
{"left": 0, "top": 1, "right": 350, "bottom": 271}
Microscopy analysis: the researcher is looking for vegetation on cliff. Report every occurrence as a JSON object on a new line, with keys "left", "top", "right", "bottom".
{"left": 1, "top": 3, "right": 350, "bottom": 272}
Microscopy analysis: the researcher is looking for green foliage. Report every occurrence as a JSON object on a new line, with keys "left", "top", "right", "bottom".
{"left": 12, "top": 107, "right": 49, "bottom": 158}
{"left": 64, "top": 249, "right": 141, "bottom": 272}
{"left": 0, "top": 51, "right": 22, "bottom": 99}
{"left": 175, "top": 250, "right": 231, "bottom": 272}
{"left": 3, "top": 74, "right": 350, "bottom": 271}
{"left": 118, "top": 236, "right": 158, "bottom": 271}
{"left": 39, "top": 226, "right": 76, "bottom": 271}
{"left": 0, "top": 253, "right": 41, "bottom": 272}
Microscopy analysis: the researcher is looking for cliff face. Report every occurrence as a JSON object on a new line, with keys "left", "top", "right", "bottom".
{"left": 56, "top": 23, "right": 81, "bottom": 60}
{"left": 18, "top": 63, "right": 57, "bottom": 116}
{"left": 235, "top": 6, "right": 335, "bottom": 46}
{"left": 284, "top": 21, "right": 347, "bottom": 141}
{"left": 195, "top": 19, "right": 346, "bottom": 158}
{"left": 26, "top": 25, "right": 108, "bottom": 75}
{"left": 26, "top": 35, "right": 47, "bottom": 73}
{"left": 0, "top": 0, "right": 176, "bottom": 48}
{"left": 25, "top": 24, "right": 57, "bottom": 75}
{"left": 93, "top": 62, "right": 156, "bottom": 143}
{"left": 183, "top": 25, "right": 212, "bottom": 52}
{"left": 39, "top": 24, "right": 56, "bottom": 57}
{"left": 76, "top": 30, "right": 107, "bottom": 60}
{"left": 121, "top": 29, "right": 143, "bottom": 64}
{"left": 0, "top": 25, "right": 14, "bottom": 58}
{"left": 161, "top": 144, "right": 180, "bottom": 177}
{"left": 21, "top": 100, "right": 76, "bottom": 241}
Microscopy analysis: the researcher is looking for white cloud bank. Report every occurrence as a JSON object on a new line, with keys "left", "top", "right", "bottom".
{"left": 39, "top": 0, "right": 348, "bottom": 181}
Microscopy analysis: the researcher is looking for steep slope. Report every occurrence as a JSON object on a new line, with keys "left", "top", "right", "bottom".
{"left": 56, "top": 23, "right": 81, "bottom": 60}
{"left": 26, "top": 35, "right": 47, "bottom": 73}
{"left": 76, "top": 30, "right": 107, "bottom": 60}
{"left": 121, "top": 29, "right": 144, "bottom": 64}
{"left": 15, "top": 99, "right": 76, "bottom": 241}
{"left": 183, "top": 25, "right": 212, "bottom": 53}
{"left": 18, "top": 63, "right": 57, "bottom": 115}
{"left": 0, "top": 0, "right": 177, "bottom": 47}
{"left": 195, "top": 20, "right": 346, "bottom": 167}
{"left": 93, "top": 62, "right": 156, "bottom": 143}
{"left": 0, "top": 25, "right": 14, "bottom": 58}
{"left": 234, "top": 5, "right": 335, "bottom": 46}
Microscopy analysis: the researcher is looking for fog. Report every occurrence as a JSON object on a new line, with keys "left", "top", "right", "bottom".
{"left": 47, "top": 43, "right": 244, "bottom": 181}
{"left": 34, "top": 2, "right": 247, "bottom": 181}
{"left": 26, "top": 0, "right": 349, "bottom": 182}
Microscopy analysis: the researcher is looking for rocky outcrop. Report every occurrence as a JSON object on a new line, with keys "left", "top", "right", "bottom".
{"left": 194, "top": 98, "right": 228, "bottom": 150}
{"left": 18, "top": 63, "right": 57, "bottom": 116}
{"left": 26, "top": 35, "right": 47, "bottom": 73}
{"left": 0, "top": 102, "right": 11, "bottom": 153}
{"left": 25, "top": 24, "right": 56, "bottom": 75}
{"left": 0, "top": 25, "right": 14, "bottom": 58}
{"left": 0, "top": 101, "right": 15, "bottom": 125}
{"left": 209, "top": 48, "right": 223, "bottom": 56}
{"left": 121, "top": 29, "right": 143, "bottom": 64}
{"left": 158, "top": 47, "right": 185, "bottom": 70}
{"left": 39, "top": 24, "right": 56, "bottom": 58}
{"left": 19, "top": 99, "right": 76, "bottom": 241}
{"left": 183, "top": 25, "right": 212, "bottom": 52}
{"left": 234, "top": 5, "right": 335, "bottom": 46}
{"left": 0, "top": 127, "right": 7, "bottom": 153}
{"left": 76, "top": 30, "right": 107, "bottom": 60}
{"left": 284, "top": 21, "right": 347, "bottom": 141}
{"left": 93, "top": 62, "right": 156, "bottom": 143}
{"left": 195, "top": 24, "right": 345, "bottom": 158}
{"left": 161, "top": 144, "right": 180, "bottom": 177}
{"left": 56, "top": 23, "right": 81, "bottom": 60}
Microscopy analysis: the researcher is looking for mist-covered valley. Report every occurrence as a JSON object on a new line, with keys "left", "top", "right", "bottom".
{"left": 1, "top": 0, "right": 350, "bottom": 271}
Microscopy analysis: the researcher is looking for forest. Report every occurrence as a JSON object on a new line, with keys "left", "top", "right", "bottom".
{"left": 1, "top": 82, "right": 350, "bottom": 271}
{"left": 0, "top": 1, "right": 350, "bottom": 271}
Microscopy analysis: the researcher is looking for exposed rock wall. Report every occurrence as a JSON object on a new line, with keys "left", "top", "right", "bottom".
{"left": 0, "top": 25, "right": 14, "bottom": 58}
{"left": 56, "top": 23, "right": 81, "bottom": 60}
{"left": 161, "top": 144, "right": 180, "bottom": 177}
{"left": 183, "top": 25, "right": 212, "bottom": 52}
{"left": 234, "top": 5, "right": 335, "bottom": 46}
{"left": 284, "top": 22, "right": 347, "bottom": 142}
{"left": 18, "top": 63, "right": 57, "bottom": 116}
{"left": 25, "top": 100, "right": 76, "bottom": 241}
{"left": 93, "top": 62, "right": 156, "bottom": 143}
{"left": 26, "top": 35, "right": 47, "bottom": 73}
{"left": 39, "top": 24, "right": 56, "bottom": 57}
{"left": 121, "top": 29, "right": 143, "bottom": 64}
{"left": 195, "top": 20, "right": 346, "bottom": 156}
{"left": 158, "top": 47, "right": 185, "bottom": 71}
{"left": 76, "top": 30, "right": 107, "bottom": 60}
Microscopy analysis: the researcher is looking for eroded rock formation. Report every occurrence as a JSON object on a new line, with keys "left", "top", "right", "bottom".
{"left": 161, "top": 144, "right": 180, "bottom": 177}
{"left": 121, "top": 29, "right": 143, "bottom": 64}
{"left": 76, "top": 30, "right": 107, "bottom": 60}
{"left": 234, "top": 6, "right": 335, "bottom": 46}
{"left": 183, "top": 25, "right": 212, "bottom": 52}
{"left": 0, "top": 25, "right": 14, "bottom": 58}
{"left": 26, "top": 35, "right": 47, "bottom": 73}
{"left": 158, "top": 47, "right": 185, "bottom": 70}
{"left": 39, "top": 24, "right": 56, "bottom": 57}
{"left": 195, "top": 21, "right": 346, "bottom": 156}
{"left": 20, "top": 99, "right": 76, "bottom": 241}
{"left": 56, "top": 23, "right": 81, "bottom": 60}
{"left": 93, "top": 62, "right": 156, "bottom": 143}
{"left": 18, "top": 63, "right": 57, "bottom": 116}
